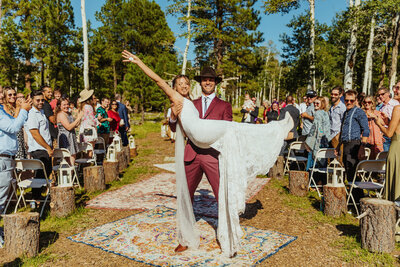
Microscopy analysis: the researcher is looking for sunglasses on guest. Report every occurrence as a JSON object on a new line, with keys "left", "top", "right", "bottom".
{"left": 344, "top": 99, "right": 355, "bottom": 103}
{"left": 314, "top": 102, "right": 321, "bottom": 106}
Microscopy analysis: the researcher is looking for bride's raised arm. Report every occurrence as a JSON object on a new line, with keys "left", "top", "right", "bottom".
{"left": 122, "top": 50, "right": 182, "bottom": 104}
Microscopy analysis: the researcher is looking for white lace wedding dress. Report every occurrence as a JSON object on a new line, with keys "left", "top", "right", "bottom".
{"left": 175, "top": 98, "right": 293, "bottom": 257}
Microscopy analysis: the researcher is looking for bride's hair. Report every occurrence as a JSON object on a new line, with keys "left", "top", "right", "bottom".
{"left": 172, "top": 75, "right": 190, "bottom": 88}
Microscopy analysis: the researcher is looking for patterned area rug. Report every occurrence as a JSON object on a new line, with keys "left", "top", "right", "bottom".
{"left": 86, "top": 173, "right": 269, "bottom": 218}
{"left": 68, "top": 206, "right": 296, "bottom": 266}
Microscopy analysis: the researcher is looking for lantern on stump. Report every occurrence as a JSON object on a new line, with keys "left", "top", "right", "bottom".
{"left": 327, "top": 159, "right": 345, "bottom": 186}
{"left": 58, "top": 159, "right": 73, "bottom": 187}
{"left": 106, "top": 144, "right": 117, "bottom": 162}
{"left": 129, "top": 135, "right": 136, "bottom": 149}
{"left": 113, "top": 134, "right": 122, "bottom": 152}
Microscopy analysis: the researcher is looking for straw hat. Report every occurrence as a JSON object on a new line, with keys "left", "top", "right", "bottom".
{"left": 78, "top": 89, "right": 94, "bottom": 103}
{"left": 194, "top": 66, "right": 222, "bottom": 84}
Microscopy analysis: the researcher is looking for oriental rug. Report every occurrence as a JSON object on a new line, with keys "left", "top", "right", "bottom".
{"left": 86, "top": 172, "right": 269, "bottom": 218}
{"left": 68, "top": 206, "right": 296, "bottom": 266}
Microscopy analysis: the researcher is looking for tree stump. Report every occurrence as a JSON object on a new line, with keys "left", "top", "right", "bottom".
{"left": 50, "top": 186, "right": 76, "bottom": 217}
{"left": 360, "top": 198, "right": 396, "bottom": 253}
{"left": 323, "top": 185, "right": 347, "bottom": 217}
{"left": 117, "top": 151, "right": 127, "bottom": 172}
{"left": 4, "top": 212, "right": 40, "bottom": 258}
{"left": 130, "top": 147, "right": 138, "bottom": 158}
{"left": 268, "top": 156, "right": 284, "bottom": 179}
{"left": 123, "top": 146, "right": 131, "bottom": 164}
{"left": 103, "top": 160, "right": 119, "bottom": 183}
{"left": 289, "top": 171, "right": 309, "bottom": 196}
{"left": 83, "top": 166, "right": 105, "bottom": 192}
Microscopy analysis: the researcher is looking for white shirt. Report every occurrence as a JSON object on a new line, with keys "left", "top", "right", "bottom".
{"left": 25, "top": 107, "right": 52, "bottom": 152}
{"left": 299, "top": 102, "right": 307, "bottom": 114}
{"left": 202, "top": 92, "right": 216, "bottom": 117}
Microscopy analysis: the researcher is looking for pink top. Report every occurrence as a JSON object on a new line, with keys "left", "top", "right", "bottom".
{"left": 79, "top": 104, "right": 98, "bottom": 142}
{"left": 50, "top": 99, "right": 58, "bottom": 110}
{"left": 381, "top": 98, "right": 400, "bottom": 120}
{"left": 367, "top": 110, "right": 384, "bottom": 153}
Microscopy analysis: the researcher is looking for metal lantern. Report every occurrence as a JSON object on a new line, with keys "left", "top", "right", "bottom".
{"left": 113, "top": 134, "right": 122, "bottom": 152}
{"left": 327, "top": 158, "right": 345, "bottom": 186}
{"left": 106, "top": 144, "right": 117, "bottom": 162}
{"left": 161, "top": 124, "right": 167, "bottom": 138}
{"left": 129, "top": 135, "right": 136, "bottom": 149}
{"left": 58, "top": 159, "right": 73, "bottom": 187}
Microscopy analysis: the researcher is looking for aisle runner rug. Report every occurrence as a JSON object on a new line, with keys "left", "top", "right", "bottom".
{"left": 86, "top": 173, "right": 269, "bottom": 218}
{"left": 68, "top": 206, "right": 296, "bottom": 266}
{"left": 153, "top": 163, "right": 175, "bottom": 173}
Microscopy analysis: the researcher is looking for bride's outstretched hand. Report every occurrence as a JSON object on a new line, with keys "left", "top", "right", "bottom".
{"left": 122, "top": 50, "right": 141, "bottom": 64}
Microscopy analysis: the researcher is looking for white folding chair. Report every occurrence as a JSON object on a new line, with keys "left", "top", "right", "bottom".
{"left": 346, "top": 159, "right": 386, "bottom": 216}
{"left": 14, "top": 159, "right": 52, "bottom": 218}
{"left": 3, "top": 179, "right": 19, "bottom": 214}
{"left": 76, "top": 143, "right": 96, "bottom": 166}
{"left": 376, "top": 151, "right": 388, "bottom": 160}
{"left": 364, "top": 147, "right": 371, "bottom": 160}
{"left": 52, "top": 148, "right": 81, "bottom": 188}
{"left": 308, "top": 148, "right": 339, "bottom": 197}
{"left": 283, "top": 141, "right": 308, "bottom": 176}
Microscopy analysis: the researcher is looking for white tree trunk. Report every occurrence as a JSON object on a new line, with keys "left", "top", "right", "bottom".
{"left": 362, "top": 15, "right": 376, "bottom": 95}
{"left": 389, "top": 13, "right": 400, "bottom": 93}
{"left": 81, "top": 0, "right": 89, "bottom": 90}
{"left": 277, "top": 65, "right": 282, "bottom": 101}
{"left": 181, "top": 0, "right": 191, "bottom": 75}
{"left": 308, "top": 0, "right": 316, "bottom": 91}
{"left": 344, "top": 0, "right": 360, "bottom": 91}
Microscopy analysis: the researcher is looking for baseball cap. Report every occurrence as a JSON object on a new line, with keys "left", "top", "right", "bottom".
{"left": 305, "top": 90, "right": 317, "bottom": 97}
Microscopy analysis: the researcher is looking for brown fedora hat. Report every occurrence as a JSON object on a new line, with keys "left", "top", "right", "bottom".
{"left": 194, "top": 66, "right": 222, "bottom": 84}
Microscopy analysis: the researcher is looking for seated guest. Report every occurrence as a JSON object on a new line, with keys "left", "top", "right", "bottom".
{"left": 25, "top": 90, "right": 53, "bottom": 198}
{"left": 56, "top": 97, "right": 83, "bottom": 166}
{"left": 108, "top": 100, "right": 121, "bottom": 143}
{"left": 362, "top": 95, "right": 384, "bottom": 159}
{"left": 305, "top": 97, "right": 330, "bottom": 170}
{"left": 266, "top": 102, "right": 279, "bottom": 123}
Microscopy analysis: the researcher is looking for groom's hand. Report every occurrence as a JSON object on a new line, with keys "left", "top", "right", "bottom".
{"left": 171, "top": 102, "right": 183, "bottom": 119}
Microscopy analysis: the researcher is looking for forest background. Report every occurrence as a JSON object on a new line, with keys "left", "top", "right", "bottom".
{"left": 0, "top": 0, "right": 399, "bottom": 119}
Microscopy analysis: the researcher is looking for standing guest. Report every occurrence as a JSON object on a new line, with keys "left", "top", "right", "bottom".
{"left": 292, "top": 98, "right": 300, "bottom": 110}
{"left": 301, "top": 90, "right": 317, "bottom": 137}
{"left": 3, "top": 88, "right": 27, "bottom": 159}
{"left": 240, "top": 95, "right": 258, "bottom": 123}
{"left": 376, "top": 94, "right": 383, "bottom": 111}
{"left": 378, "top": 87, "right": 400, "bottom": 151}
{"left": 50, "top": 89, "right": 62, "bottom": 110}
{"left": 356, "top": 92, "right": 365, "bottom": 108}
{"left": 41, "top": 86, "right": 58, "bottom": 146}
{"left": 262, "top": 100, "right": 270, "bottom": 121}
{"left": 328, "top": 86, "right": 346, "bottom": 148}
{"left": 125, "top": 100, "right": 133, "bottom": 113}
{"left": 108, "top": 100, "right": 121, "bottom": 134}
{"left": 362, "top": 96, "right": 384, "bottom": 159}
{"left": 25, "top": 90, "right": 53, "bottom": 199}
{"left": 279, "top": 95, "right": 300, "bottom": 139}
{"left": 372, "top": 85, "right": 400, "bottom": 201}
{"left": 96, "top": 98, "right": 112, "bottom": 145}
{"left": 305, "top": 97, "right": 330, "bottom": 170}
{"left": 299, "top": 96, "right": 308, "bottom": 114}
{"left": 336, "top": 90, "right": 369, "bottom": 202}
{"left": 69, "top": 100, "right": 79, "bottom": 120}
{"left": 78, "top": 89, "right": 98, "bottom": 158}
{"left": 56, "top": 97, "right": 83, "bottom": 166}
{"left": 0, "top": 95, "right": 31, "bottom": 238}
{"left": 266, "top": 102, "right": 280, "bottom": 123}
{"left": 115, "top": 94, "right": 130, "bottom": 146}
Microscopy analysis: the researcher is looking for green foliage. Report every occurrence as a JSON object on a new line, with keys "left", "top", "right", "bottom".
{"left": 263, "top": 0, "right": 300, "bottom": 14}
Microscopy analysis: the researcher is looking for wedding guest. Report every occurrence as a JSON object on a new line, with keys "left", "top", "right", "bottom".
{"left": 301, "top": 90, "right": 317, "bottom": 137}
{"left": 279, "top": 95, "right": 300, "bottom": 139}
{"left": 241, "top": 95, "right": 258, "bottom": 123}
{"left": 299, "top": 95, "right": 308, "bottom": 114}
{"left": 376, "top": 95, "right": 383, "bottom": 111}
{"left": 266, "top": 102, "right": 279, "bottom": 123}
{"left": 56, "top": 97, "right": 83, "bottom": 166}
{"left": 378, "top": 87, "right": 400, "bottom": 151}
{"left": 108, "top": 100, "right": 121, "bottom": 134}
{"left": 125, "top": 100, "right": 133, "bottom": 113}
{"left": 328, "top": 86, "right": 346, "bottom": 148}
{"left": 115, "top": 94, "right": 130, "bottom": 146}
{"left": 96, "top": 98, "right": 112, "bottom": 145}
{"left": 41, "top": 86, "right": 58, "bottom": 146}
{"left": 3, "top": 88, "right": 27, "bottom": 159}
{"left": 69, "top": 100, "right": 79, "bottom": 120}
{"left": 50, "top": 89, "right": 62, "bottom": 110}
{"left": 262, "top": 100, "right": 270, "bottom": 121}
{"left": 305, "top": 97, "right": 330, "bottom": 170}
{"left": 362, "top": 96, "right": 384, "bottom": 159}
{"left": 78, "top": 89, "right": 98, "bottom": 158}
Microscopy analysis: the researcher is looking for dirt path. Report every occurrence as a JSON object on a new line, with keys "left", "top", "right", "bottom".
{"left": 0, "top": 132, "right": 397, "bottom": 266}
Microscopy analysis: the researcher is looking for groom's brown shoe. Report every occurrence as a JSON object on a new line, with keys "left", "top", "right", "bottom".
{"left": 174, "top": 244, "right": 188, "bottom": 253}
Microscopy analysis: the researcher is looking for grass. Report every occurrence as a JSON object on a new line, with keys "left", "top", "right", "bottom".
{"left": 270, "top": 176, "right": 400, "bottom": 266}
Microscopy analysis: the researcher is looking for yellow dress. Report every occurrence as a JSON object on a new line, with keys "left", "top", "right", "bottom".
{"left": 385, "top": 133, "right": 400, "bottom": 201}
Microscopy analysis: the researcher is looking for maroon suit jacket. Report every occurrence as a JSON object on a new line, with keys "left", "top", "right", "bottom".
{"left": 170, "top": 96, "right": 233, "bottom": 162}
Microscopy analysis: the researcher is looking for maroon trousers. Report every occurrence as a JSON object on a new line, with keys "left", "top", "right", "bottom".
{"left": 185, "top": 153, "right": 219, "bottom": 202}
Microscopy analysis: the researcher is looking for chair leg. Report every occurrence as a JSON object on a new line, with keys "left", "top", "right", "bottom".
{"left": 14, "top": 189, "right": 25, "bottom": 213}
{"left": 39, "top": 192, "right": 50, "bottom": 218}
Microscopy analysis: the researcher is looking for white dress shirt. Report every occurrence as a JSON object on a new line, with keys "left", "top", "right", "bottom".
{"left": 25, "top": 107, "right": 52, "bottom": 152}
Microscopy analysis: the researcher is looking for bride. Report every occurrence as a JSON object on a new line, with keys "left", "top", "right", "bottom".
{"left": 122, "top": 50, "right": 293, "bottom": 257}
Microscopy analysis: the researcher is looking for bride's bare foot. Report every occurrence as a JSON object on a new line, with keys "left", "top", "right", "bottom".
{"left": 174, "top": 244, "right": 188, "bottom": 253}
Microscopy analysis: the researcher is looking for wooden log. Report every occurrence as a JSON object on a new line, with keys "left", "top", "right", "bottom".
{"left": 50, "top": 186, "right": 76, "bottom": 217}
{"left": 130, "top": 148, "right": 138, "bottom": 158}
{"left": 4, "top": 212, "right": 40, "bottom": 258}
{"left": 323, "top": 185, "right": 347, "bottom": 217}
{"left": 268, "top": 156, "right": 284, "bottom": 179}
{"left": 103, "top": 160, "right": 119, "bottom": 183}
{"left": 83, "top": 166, "right": 105, "bottom": 192}
{"left": 123, "top": 146, "right": 131, "bottom": 164}
{"left": 288, "top": 171, "right": 309, "bottom": 196}
{"left": 117, "top": 151, "right": 126, "bottom": 172}
{"left": 360, "top": 198, "right": 396, "bottom": 253}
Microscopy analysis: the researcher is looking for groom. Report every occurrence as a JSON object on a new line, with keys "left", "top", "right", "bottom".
{"left": 170, "top": 66, "right": 232, "bottom": 252}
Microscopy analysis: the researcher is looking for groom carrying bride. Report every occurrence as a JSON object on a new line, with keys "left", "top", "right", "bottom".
{"left": 169, "top": 66, "right": 232, "bottom": 253}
